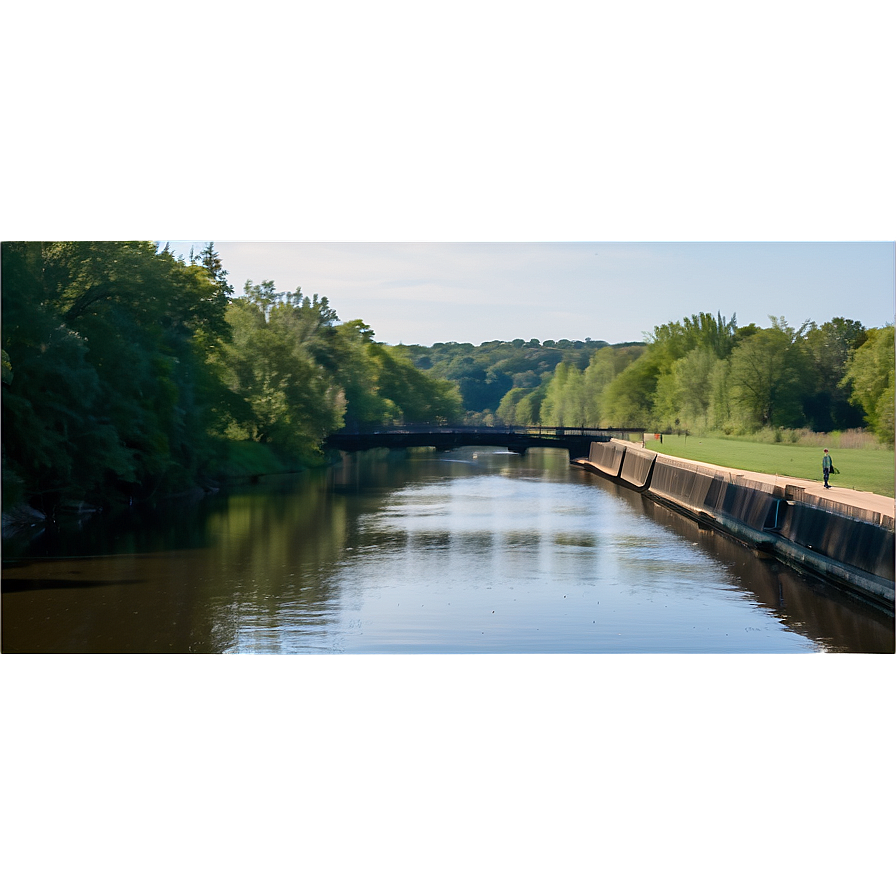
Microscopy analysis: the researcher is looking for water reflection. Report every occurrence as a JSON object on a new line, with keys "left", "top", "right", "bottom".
{"left": 2, "top": 447, "right": 893, "bottom": 653}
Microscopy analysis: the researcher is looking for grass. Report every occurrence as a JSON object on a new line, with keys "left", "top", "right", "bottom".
{"left": 646, "top": 433, "right": 895, "bottom": 498}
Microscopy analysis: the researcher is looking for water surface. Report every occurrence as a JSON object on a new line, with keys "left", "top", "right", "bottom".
{"left": 2, "top": 448, "right": 892, "bottom": 653}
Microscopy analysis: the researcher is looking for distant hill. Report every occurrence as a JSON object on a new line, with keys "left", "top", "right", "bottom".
{"left": 392, "top": 338, "right": 646, "bottom": 416}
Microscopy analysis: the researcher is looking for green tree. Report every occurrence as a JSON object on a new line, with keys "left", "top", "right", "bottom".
{"left": 217, "top": 286, "right": 345, "bottom": 457}
{"left": 650, "top": 312, "right": 738, "bottom": 363}
{"left": 726, "top": 318, "right": 813, "bottom": 429}
{"left": 600, "top": 351, "right": 664, "bottom": 428}
{"left": 653, "top": 347, "right": 722, "bottom": 431}
{"left": 842, "top": 325, "right": 895, "bottom": 443}
{"left": 803, "top": 317, "right": 867, "bottom": 430}
{"left": 366, "top": 344, "right": 463, "bottom": 424}
{"left": 580, "top": 346, "right": 619, "bottom": 425}
{"left": 513, "top": 393, "right": 539, "bottom": 425}
{"left": 540, "top": 362, "right": 587, "bottom": 427}
{"left": 1, "top": 241, "right": 229, "bottom": 511}
{"left": 330, "top": 320, "right": 391, "bottom": 427}
{"left": 496, "top": 387, "right": 528, "bottom": 425}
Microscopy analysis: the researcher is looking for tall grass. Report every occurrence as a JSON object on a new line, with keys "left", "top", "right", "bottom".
{"left": 641, "top": 427, "right": 888, "bottom": 449}
{"left": 736, "top": 427, "right": 887, "bottom": 449}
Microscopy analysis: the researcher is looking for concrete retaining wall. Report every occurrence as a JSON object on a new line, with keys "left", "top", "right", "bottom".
{"left": 778, "top": 501, "right": 895, "bottom": 581}
{"left": 785, "top": 486, "right": 895, "bottom": 530}
{"left": 650, "top": 457, "right": 718, "bottom": 515}
{"left": 707, "top": 479, "right": 781, "bottom": 531}
{"left": 650, "top": 457, "right": 779, "bottom": 531}
{"left": 572, "top": 444, "right": 895, "bottom": 610}
{"left": 619, "top": 445, "right": 657, "bottom": 489}
{"left": 588, "top": 440, "right": 627, "bottom": 478}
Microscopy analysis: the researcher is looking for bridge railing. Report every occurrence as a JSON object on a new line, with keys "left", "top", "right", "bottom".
{"left": 333, "top": 424, "right": 643, "bottom": 439}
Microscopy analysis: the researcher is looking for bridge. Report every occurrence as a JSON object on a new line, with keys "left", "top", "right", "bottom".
{"left": 325, "top": 425, "right": 643, "bottom": 459}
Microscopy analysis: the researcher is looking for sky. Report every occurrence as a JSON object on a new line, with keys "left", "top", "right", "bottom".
{"left": 164, "top": 240, "right": 895, "bottom": 346}
{"left": 7, "top": 6, "right": 895, "bottom": 351}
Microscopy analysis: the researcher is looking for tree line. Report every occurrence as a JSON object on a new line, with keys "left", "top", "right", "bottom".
{"left": 395, "top": 337, "right": 644, "bottom": 420}
{"left": 1, "top": 241, "right": 462, "bottom": 515}
{"left": 485, "top": 312, "right": 894, "bottom": 443}
{"left": 3, "top": 242, "right": 892, "bottom": 518}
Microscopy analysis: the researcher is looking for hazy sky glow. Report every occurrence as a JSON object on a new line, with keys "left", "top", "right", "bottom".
{"left": 166, "top": 241, "right": 895, "bottom": 346}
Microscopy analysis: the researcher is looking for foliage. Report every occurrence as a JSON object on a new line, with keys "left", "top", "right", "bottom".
{"left": 1, "top": 243, "right": 463, "bottom": 513}
{"left": 802, "top": 317, "right": 867, "bottom": 430}
{"left": 842, "top": 325, "right": 895, "bottom": 443}
{"left": 212, "top": 281, "right": 464, "bottom": 455}
{"left": 2, "top": 241, "right": 227, "bottom": 512}
{"left": 600, "top": 350, "right": 663, "bottom": 428}
{"left": 492, "top": 344, "right": 643, "bottom": 428}
{"left": 526, "top": 311, "right": 888, "bottom": 446}
{"left": 653, "top": 347, "right": 719, "bottom": 431}
{"left": 215, "top": 284, "right": 345, "bottom": 458}
{"left": 726, "top": 318, "right": 813, "bottom": 428}
{"left": 365, "top": 343, "right": 463, "bottom": 425}
{"left": 400, "top": 337, "right": 613, "bottom": 418}
{"left": 540, "top": 363, "right": 585, "bottom": 427}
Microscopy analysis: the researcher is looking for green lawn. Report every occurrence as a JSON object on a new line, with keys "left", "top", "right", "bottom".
{"left": 648, "top": 434, "right": 895, "bottom": 498}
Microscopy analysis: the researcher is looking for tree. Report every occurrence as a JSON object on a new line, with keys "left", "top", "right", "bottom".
{"left": 842, "top": 325, "right": 895, "bottom": 443}
{"left": 513, "top": 393, "right": 539, "bottom": 425}
{"left": 727, "top": 319, "right": 812, "bottom": 429}
{"left": 366, "top": 344, "right": 463, "bottom": 424}
{"left": 496, "top": 387, "right": 528, "bottom": 425}
{"left": 803, "top": 317, "right": 867, "bottom": 430}
{"left": 653, "top": 347, "right": 723, "bottom": 431}
{"left": 329, "top": 320, "right": 390, "bottom": 427}
{"left": 1, "top": 241, "right": 231, "bottom": 510}
{"left": 540, "top": 363, "right": 583, "bottom": 426}
{"left": 600, "top": 351, "right": 664, "bottom": 428}
{"left": 580, "top": 346, "right": 619, "bottom": 425}
{"left": 649, "top": 312, "right": 738, "bottom": 364}
{"left": 216, "top": 288, "right": 345, "bottom": 457}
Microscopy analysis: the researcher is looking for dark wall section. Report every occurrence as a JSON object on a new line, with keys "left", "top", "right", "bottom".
{"left": 707, "top": 479, "right": 781, "bottom": 532}
{"left": 650, "top": 459, "right": 717, "bottom": 513}
{"left": 779, "top": 502, "right": 895, "bottom": 581}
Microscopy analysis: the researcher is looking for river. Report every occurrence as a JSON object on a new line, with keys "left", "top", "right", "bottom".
{"left": 0, "top": 449, "right": 896, "bottom": 896}
{"left": 2, "top": 447, "right": 892, "bottom": 653}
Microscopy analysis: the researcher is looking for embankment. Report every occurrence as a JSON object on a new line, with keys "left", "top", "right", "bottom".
{"left": 573, "top": 440, "right": 895, "bottom": 614}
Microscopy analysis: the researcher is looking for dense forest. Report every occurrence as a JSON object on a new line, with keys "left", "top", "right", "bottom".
{"left": 2, "top": 242, "right": 893, "bottom": 519}
{"left": 1, "top": 241, "right": 461, "bottom": 516}
{"left": 419, "top": 312, "right": 893, "bottom": 442}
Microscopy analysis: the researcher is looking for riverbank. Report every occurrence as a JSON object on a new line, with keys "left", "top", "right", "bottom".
{"left": 572, "top": 440, "right": 895, "bottom": 615}
{"left": 641, "top": 432, "right": 895, "bottom": 498}
{"left": 1, "top": 439, "right": 323, "bottom": 538}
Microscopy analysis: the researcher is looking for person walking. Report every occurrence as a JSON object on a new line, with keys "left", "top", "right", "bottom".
{"left": 822, "top": 448, "right": 834, "bottom": 489}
